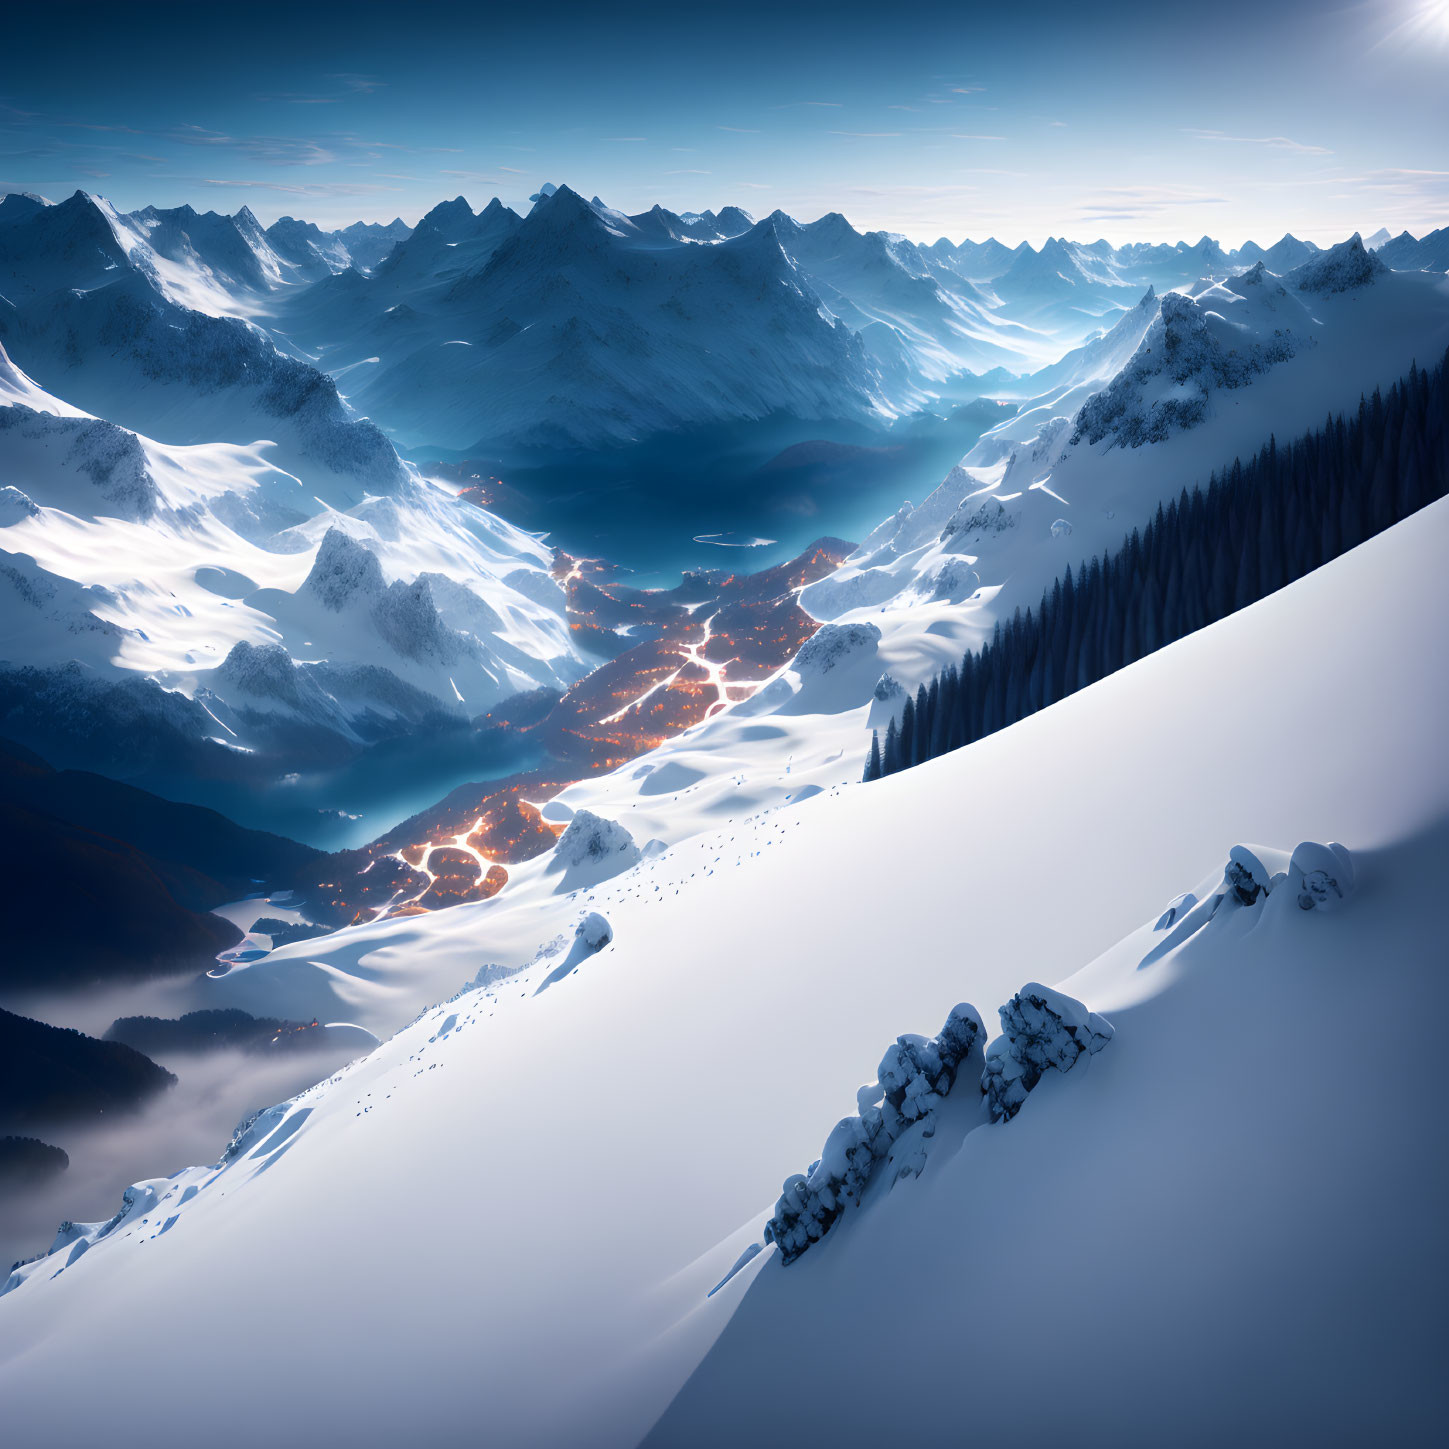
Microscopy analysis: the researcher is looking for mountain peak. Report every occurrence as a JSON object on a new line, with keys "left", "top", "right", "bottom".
{"left": 1288, "top": 232, "right": 1386, "bottom": 295}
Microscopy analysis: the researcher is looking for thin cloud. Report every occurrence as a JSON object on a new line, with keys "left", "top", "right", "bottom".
{"left": 63, "top": 121, "right": 144, "bottom": 134}
{"left": 950, "top": 133, "right": 1007, "bottom": 141}
{"left": 199, "top": 178, "right": 403, "bottom": 196}
{"left": 439, "top": 169, "right": 515, "bottom": 184}
{"left": 830, "top": 131, "right": 904, "bottom": 138}
{"left": 666, "top": 168, "right": 711, "bottom": 175}
{"left": 1184, "top": 128, "right": 1332, "bottom": 156}
{"left": 330, "top": 74, "right": 385, "bottom": 94}
{"left": 1074, "top": 184, "right": 1232, "bottom": 220}
{"left": 717, "top": 125, "right": 761, "bottom": 133}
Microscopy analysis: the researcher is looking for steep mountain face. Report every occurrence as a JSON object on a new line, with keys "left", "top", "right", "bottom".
{"left": 314, "top": 186, "right": 885, "bottom": 451}
{"left": 0, "top": 1010, "right": 176, "bottom": 1132}
{"left": 264, "top": 214, "right": 413, "bottom": 279}
{"left": 963, "top": 285, "right": 1161, "bottom": 465}
{"left": 927, "top": 235, "right": 1018, "bottom": 282}
{"left": 0, "top": 191, "right": 134, "bottom": 299}
{"left": 766, "top": 211, "right": 1050, "bottom": 390}
{"left": 991, "top": 235, "right": 1102, "bottom": 296}
{"left": 1286, "top": 232, "right": 1388, "bottom": 294}
{"left": 971, "top": 237, "right": 1147, "bottom": 343}
{"left": 0, "top": 738, "right": 284, "bottom": 989}
{"left": 0, "top": 325, "right": 584, "bottom": 790}
{"left": 124, "top": 203, "right": 284, "bottom": 295}
{"left": 1375, "top": 226, "right": 1449, "bottom": 273}
{"left": 657, "top": 205, "right": 755, "bottom": 242}
{"left": 0, "top": 194, "right": 407, "bottom": 489}
{"left": 363, "top": 195, "right": 521, "bottom": 295}
{"left": 336, "top": 218, "right": 412, "bottom": 272}
{"left": 0, "top": 192, "right": 48, "bottom": 229}
{"left": 263, "top": 215, "right": 352, "bottom": 279}
{"left": 797, "top": 242, "right": 1449, "bottom": 633}
{"left": 1070, "top": 267, "right": 1312, "bottom": 447}
{"left": 1234, "top": 232, "right": 1321, "bottom": 273}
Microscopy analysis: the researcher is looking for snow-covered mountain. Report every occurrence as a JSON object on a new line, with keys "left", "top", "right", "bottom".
{"left": 0, "top": 325, "right": 584, "bottom": 786}
{"left": 806, "top": 237, "right": 1449, "bottom": 623}
{"left": 983, "top": 235, "right": 1144, "bottom": 333}
{"left": 12, "top": 186, "right": 1437, "bottom": 468}
{"left": 1375, "top": 225, "right": 1449, "bottom": 274}
{"left": 265, "top": 214, "right": 413, "bottom": 278}
{"left": 762, "top": 211, "right": 1055, "bottom": 391}
{"left": 3, "top": 488, "right": 1444, "bottom": 1446}
{"left": 284, "top": 185, "right": 886, "bottom": 451}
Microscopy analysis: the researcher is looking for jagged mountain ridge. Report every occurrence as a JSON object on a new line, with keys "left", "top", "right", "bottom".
{"left": 292, "top": 185, "right": 884, "bottom": 451}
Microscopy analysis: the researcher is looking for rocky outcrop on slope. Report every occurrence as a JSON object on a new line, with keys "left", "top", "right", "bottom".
{"left": 764, "top": 1004, "right": 985, "bottom": 1264}
{"left": 982, "top": 984, "right": 1114, "bottom": 1123}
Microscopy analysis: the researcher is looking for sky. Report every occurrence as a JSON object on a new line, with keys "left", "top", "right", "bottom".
{"left": 2, "top": 0, "right": 1448, "bottom": 245}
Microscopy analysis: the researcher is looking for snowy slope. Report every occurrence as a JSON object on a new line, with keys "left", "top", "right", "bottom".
{"left": 766, "top": 211, "right": 1055, "bottom": 391}
{"left": 2, "top": 497, "right": 1444, "bottom": 1447}
{"left": 806, "top": 243, "right": 1449, "bottom": 623}
{"left": 0, "top": 341, "right": 584, "bottom": 769}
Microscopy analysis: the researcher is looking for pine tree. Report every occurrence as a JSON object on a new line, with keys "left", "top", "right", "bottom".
{"left": 863, "top": 730, "right": 881, "bottom": 782}
{"left": 872, "top": 349, "right": 1449, "bottom": 778}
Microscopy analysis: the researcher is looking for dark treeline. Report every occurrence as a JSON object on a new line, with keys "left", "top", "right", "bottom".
{"left": 866, "top": 347, "right": 1449, "bottom": 781}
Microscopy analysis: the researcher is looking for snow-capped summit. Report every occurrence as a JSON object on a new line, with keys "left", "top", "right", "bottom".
{"left": 302, "top": 527, "right": 386, "bottom": 610}
{"left": 1235, "top": 231, "right": 1321, "bottom": 273}
{"left": 1376, "top": 226, "right": 1449, "bottom": 275}
{"left": 992, "top": 236, "right": 1096, "bottom": 294}
{"left": 1287, "top": 233, "right": 1388, "bottom": 295}
{"left": 0, "top": 191, "right": 50, "bottom": 228}
{"left": 264, "top": 214, "right": 352, "bottom": 280}
{"left": 126, "top": 201, "right": 285, "bottom": 295}
{"left": 295, "top": 186, "right": 884, "bottom": 452}
{"left": 0, "top": 190, "right": 130, "bottom": 298}
{"left": 413, "top": 195, "right": 482, "bottom": 243}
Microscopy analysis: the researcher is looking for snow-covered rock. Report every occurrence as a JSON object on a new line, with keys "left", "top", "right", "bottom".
{"left": 765, "top": 1003, "right": 983, "bottom": 1263}
{"left": 0, "top": 485, "right": 38, "bottom": 523}
{"left": 302, "top": 527, "right": 385, "bottom": 610}
{"left": 1072, "top": 281, "right": 1308, "bottom": 449}
{"left": 793, "top": 621, "right": 881, "bottom": 677}
{"left": 574, "top": 911, "right": 613, "bottom": 952}
{"left": 1224, "top": 844, "right": 1276, "bottom": 906}
{"left": 1287, "top": 841, "right": 1355, "bottom": 912}
{"left": 548, "top": 810, "right": 641, "bottom": 886}
{"left": 984, "top": 983, "right": 1113, "bottom": 1123}
{"left": 0, "top": 405, "right": 159, "bottom": 520}
{"left": 941, "top": 492, "right": 1014, "bottom": 543}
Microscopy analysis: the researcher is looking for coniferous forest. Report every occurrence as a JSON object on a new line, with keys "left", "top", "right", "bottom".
{"left": 866, "top": 347, "right": 1449, "bottom": 781}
